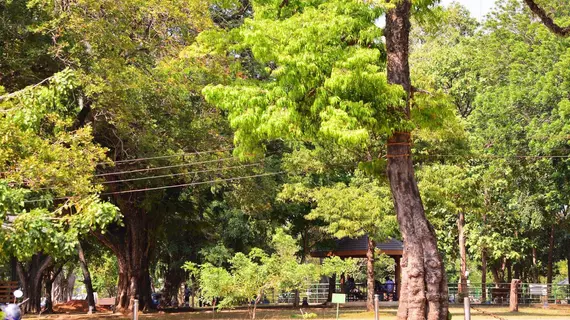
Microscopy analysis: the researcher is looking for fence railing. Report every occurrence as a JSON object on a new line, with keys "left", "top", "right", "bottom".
{"left": 251, "top": 282, "right": 570, "bottom": 306}
{"left": 448, "top": 283, "right": 570, "bottom": 305}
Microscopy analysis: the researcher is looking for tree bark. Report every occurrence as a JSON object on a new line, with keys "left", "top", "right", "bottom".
{"left": 567, "top": 243, "right": 570, "bottom": 285}
{"left": 77, "top": 242, "right": 97, "bottom": 313}
{"left": 547, "top": 224, "right": 555, "bottom": 285}
{"left": 162, "top": 267, "right": 185, "bottom": 306}
{"left": 385, "top": 1, "right": 448, "bottom": 319}
{"left": 366, "top": 237, "right": 375, "bottom": 311}
{"left": 93, "top": 209, "right": 154, "bottom": 313}
{"left": 523, "top": 0, "right": 570, "bottom": 37}
{"left": 509, "top": 279, "right": 520, "bottom": 312}
{"left": 532, "top": 247, "right": 539, "bottom": 283}
{"left": 51, "top": 267, "right": 76, "bottom": 304}
{"left": 481, "top": 248, "right": 487, "bottom": 302}
{"left": 328, "top": 273, "right": 336, "bottom": 302}
{"left": 44, "top": 265, "right": 63, "bottom": 314}
{"left": 16, "top": 254, "right": 54, "bottom": 313}
{"left": 10, "top": 257, "right": 18, "bottom": 281}
{"left": 458, "top": 211, "right": 468, "bottom": 299}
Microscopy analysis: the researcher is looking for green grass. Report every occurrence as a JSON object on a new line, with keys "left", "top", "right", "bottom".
{"left": 25, "top": 306, "right": 570, "bottom": 320}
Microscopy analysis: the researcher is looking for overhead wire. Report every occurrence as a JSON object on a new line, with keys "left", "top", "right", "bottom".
{"left": 23, "top": 171, "right": 285, "bottom": 203}
{"left": 0, "top": 147, "right": 235, "bottom": 176}
{"left": 35, "top": 162, "right": 265, "bottom": 191}
{"left": 95, "top": 156, "right": 237, "bottom": 177}
{"left": 95, "top": 148, "right": 234, "bottom": 166}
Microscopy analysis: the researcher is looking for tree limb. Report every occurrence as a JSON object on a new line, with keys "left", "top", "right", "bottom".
{"left": 524, "top": 0, "right": 570, "bottom": 37}
{"left": 0, "top": 76, "right": 54, "bottom": 104}
{"left": 411, "top": 86, "right": 432, "bottom": 96}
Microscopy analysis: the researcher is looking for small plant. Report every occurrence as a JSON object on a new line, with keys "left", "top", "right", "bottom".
{"left": 291, "top": 311, "right": 318, "bottom": 319}
{"left": 302, "top": 312, "right": 317, "bottom": 319}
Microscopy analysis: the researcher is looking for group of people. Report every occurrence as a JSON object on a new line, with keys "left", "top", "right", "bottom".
{"left": 375, "top": 277, "right": 395, "bottom": 301}
{"left": 343, "top": 276, "right": 396, "bottom": 301}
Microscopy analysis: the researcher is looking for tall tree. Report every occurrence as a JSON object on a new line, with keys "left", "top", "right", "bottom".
{"left": 202, "top": 0, "right": 454, "bottom": 318}
{"left": 0, "top": 69, "right": 120, "bottom": 313}
{"left": 28, "top": 0, "right": 243, "bottom": 312}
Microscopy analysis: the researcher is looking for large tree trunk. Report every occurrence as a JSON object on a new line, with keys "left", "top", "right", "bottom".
{"left": 93, "top": 209, "right": 154, "bottom": 313}
{"left": 458, "top": 211, "right": 468, "bottom": 299}
{"left": 366, "top": 237, "right": 375, "bottom": 311}
{"left": 77, "top": 242, "right": 97, "bottom": 313}
{"left": 16, "top": 254, "right": 53, "bottom": 314}
{"left": 385, "top": 1, "right": 448, "bottom": 319}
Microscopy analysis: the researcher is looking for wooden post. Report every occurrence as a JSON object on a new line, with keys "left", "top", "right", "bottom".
{"left": 394, "top": 256, "right": 401, "bottom": 300}
{"left": 509, "top": 279, "right": 521, "bottom": 312}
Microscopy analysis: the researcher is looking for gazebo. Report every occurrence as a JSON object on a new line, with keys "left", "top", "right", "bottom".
{"left": 311, "top": 235, "right": 403, "bottom": 300}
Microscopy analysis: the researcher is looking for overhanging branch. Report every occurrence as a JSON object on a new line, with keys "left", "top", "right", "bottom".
{"left": 524, "top": 0, "right": 570, "bottom": 37}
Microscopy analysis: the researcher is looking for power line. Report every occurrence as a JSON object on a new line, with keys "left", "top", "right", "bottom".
{"left": 100, "top": 163, "right": 263, "bottom": 185}
{"left": 95, "top": 156, "right": 237, "bottom": 177}
{"left": 100, "top": 171, "right": 284, "bottom": 196}
{"left": 0, "top": 148, "right": 235, "bottom": 176}
{"left": 23, "top": 172, "right": 284, "bottom": 203}
{"left": 96, "top": 148, "right": 233, "bottom": 166}
{"left": 35, "top": 162, "right": 264, "bottom": 191}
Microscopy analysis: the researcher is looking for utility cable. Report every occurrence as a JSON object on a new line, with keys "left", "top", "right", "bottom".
{"left": 96, "top": 148, "right": 233, "bottom": 166}
{"left": 23, "top": 171, "right": 284, "bottom": 203}
{"left": 34, "top": 162, "right": 264, "bottom": 191}
{"left": 95, "top": 156, "right": 237, "bottom": 177}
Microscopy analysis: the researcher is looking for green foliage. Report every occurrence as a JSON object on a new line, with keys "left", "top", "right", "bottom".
{"left": 184, "top": 229, "right": 320, "bottom": 312}
{"left": 201, "top": 0, "right": 455, "bottom": 158}
{"left": 306, "top": 172, "right": 397, "bottom": 242}
{"left": 320, "top": 256, "right": 360, "bottom": 278}
{"left": 0, "top": 69, "right": 120, "bottom": 260}
{"left": 91, "top": 250, "right": 119, "bottom": 298}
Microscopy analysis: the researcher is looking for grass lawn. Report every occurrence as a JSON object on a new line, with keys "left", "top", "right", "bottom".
{"left": 24, "top": 305, "right": 570, "bottom": 320}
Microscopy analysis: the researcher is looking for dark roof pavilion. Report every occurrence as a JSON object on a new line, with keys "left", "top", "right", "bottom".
{"left": 310, "top": 236, "right": 404, "bottom": 258}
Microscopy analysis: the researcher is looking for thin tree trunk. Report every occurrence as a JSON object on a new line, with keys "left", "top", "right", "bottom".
{"left": 532, "top": 248, "right": 539, "bottom": 282}
{"left": 252, "top": 292, "right": 262, "bottom": 320}
{"left": 45, "top": 277, "right": 53, "bottom": 313}
{"left": 366, "top": 237, "right": 375, "bottom": 311}
{"left": 481, "top": 248, "right": 487, "bottom": 302}
{"left": 328, "top": 273, "right": 336, "bottom": 302}
{"left": 458, "top": 211, "right": 468, "bottom": 299}
{"left": 567, "top": 243, "right": 570, "bottom": 285}
{"left": 44, "top": 265, "right": 63, "bottom": 313}
{"left": 547, "top": 224, "right": 555, "bottom": 285}
{"left": 385, "top": 1, "right": 447, "bottom": 319}
{"left": 77, "top": 242, "right": 96, "bottom": 313}
{"left": 10, "top": 257, "right": 18, "bottom": 281}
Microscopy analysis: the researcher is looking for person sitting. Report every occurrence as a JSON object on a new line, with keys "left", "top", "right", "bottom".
{"left": 383, "top": 277, "right": 395, "bottom": 301}
{"left": 345, "top": 277, "right": 356, "bottom": 294}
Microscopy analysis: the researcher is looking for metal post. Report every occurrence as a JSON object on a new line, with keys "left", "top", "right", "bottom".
{"left": 133, "top": 299, "right": 139, "bottom": 320}
{"left": 336, "top": 303, "right": 339, "bottom": 320}
{"left": 463, "top": 297, "right": 471, "bottom": 320}
{"left": 374, "top": 294, "right": 379, "bottom": 320}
